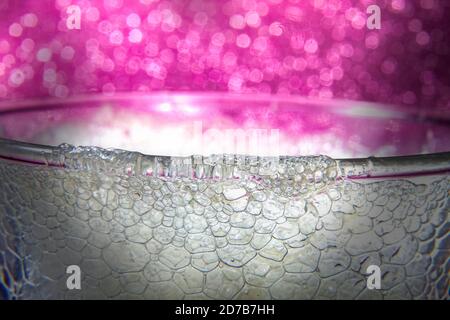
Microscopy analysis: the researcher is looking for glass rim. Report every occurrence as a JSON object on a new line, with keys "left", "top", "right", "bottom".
{"left": 0, "top": 137, "right": 449, "bottom": 181}
{"left": 0, "top": 92, "right": 449, "bottom": 180}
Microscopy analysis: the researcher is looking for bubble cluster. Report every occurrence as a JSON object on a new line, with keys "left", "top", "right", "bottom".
{"left": 0, "top": 0, "right": 448, "bottom": 112}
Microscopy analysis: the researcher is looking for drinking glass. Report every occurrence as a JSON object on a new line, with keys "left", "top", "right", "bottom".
{"left": 0, "top": 93, "right": 448, "bottom": 299}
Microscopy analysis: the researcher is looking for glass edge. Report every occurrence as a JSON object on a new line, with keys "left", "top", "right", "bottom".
{"left": 1, "top": 138, "right": 449, "bottom": 180}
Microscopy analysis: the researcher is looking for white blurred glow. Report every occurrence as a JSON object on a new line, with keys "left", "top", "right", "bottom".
{"left": 156, "top": 102, "right": 172, "bottom": 112}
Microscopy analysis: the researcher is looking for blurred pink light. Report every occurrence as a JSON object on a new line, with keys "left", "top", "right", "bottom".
{"left": 0, "top": 0, "right": 446, "bottom": 115}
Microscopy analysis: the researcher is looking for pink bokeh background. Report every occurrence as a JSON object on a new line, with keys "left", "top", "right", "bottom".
{"left": 0, "top": 0, "right": 449, "bottom": 114}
